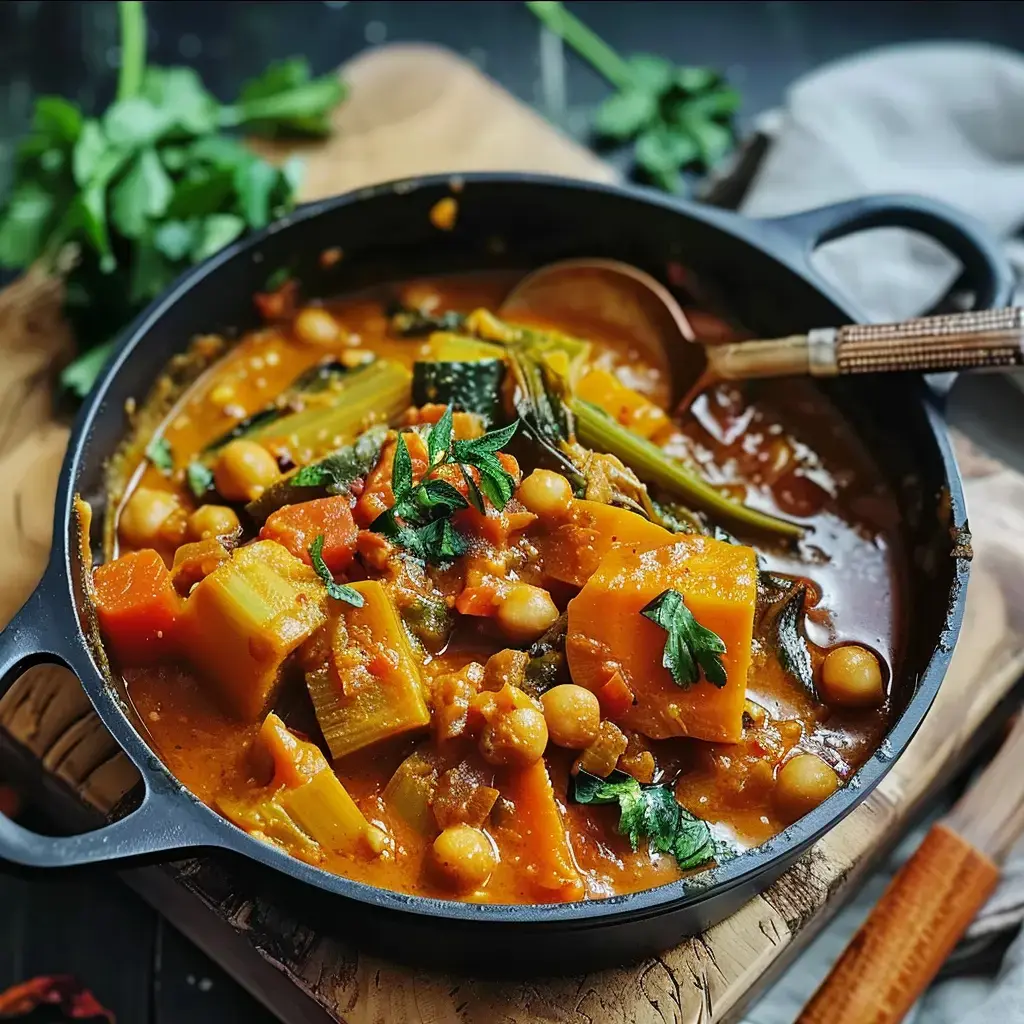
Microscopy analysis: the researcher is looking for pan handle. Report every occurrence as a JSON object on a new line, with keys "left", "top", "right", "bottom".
{"left": 761, "top": 194, "right": 1015, "bottom": 311}
{"left": 0, "top": 581, "right": 214, "bottom": 868}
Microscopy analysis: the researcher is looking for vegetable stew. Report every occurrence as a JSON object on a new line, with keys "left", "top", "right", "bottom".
{"left": 93, "top": 270, "right": 902, "bottom": 904}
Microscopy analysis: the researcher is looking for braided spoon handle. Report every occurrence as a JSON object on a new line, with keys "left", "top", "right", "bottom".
{"left": 831, "top": 307, "right": 1024, "bottom": 375}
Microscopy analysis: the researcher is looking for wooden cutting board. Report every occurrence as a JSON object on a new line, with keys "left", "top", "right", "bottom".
{"left": 2, "top": 43, "right": 1023, "bottom": 1024}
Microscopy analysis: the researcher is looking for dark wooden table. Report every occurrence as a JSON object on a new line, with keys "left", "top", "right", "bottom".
{"left": 2, "top": 2, "right": 1024, "bottom": 1019}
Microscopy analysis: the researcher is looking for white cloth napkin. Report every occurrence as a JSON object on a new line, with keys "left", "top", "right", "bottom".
{"left": 735, "top": 43, "right": 1024, "bottom": 1024}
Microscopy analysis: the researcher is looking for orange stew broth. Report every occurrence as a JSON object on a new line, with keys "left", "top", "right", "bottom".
{"left": 113, "top": 271, "right": 901, "bottom": 904}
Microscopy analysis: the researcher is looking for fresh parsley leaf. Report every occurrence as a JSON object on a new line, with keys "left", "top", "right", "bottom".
{"left": 289, "top": 425, "right": 388, "bottom": 493}
{"left": 191, "top": 213, "right": 246, "bottom": 262}
{"left": 369, "top": 407, "right": 518, "bottom": 563}
{"left": 641, "top": 588, "right": 727, "bottom": 688}
{"left": 186, "top": 460, "right": 214, "bottom": 498}
{"left": 308, "top": 534, "right": 364, "bottom": 607}
{"left": 417, "top": 477, "right": 468, "bottom": 515}
{"left": 453, "top": 420, "right": 518, "bottom": 456}
{"left": 391, "top": 432, "right": 414, "bottom": 499}
{"left": 103, "top": 96, "right": 171, "bottom": 149}
{"left": 460, "top": 464, "right": 486, "bottom": 513}
{"left": 111, "top": 147, "right": 173, "bottom": 239}
{"left": 234, "top": 157, "right": 280, "bottom": 229}
{"left": 593, "top": 88, "right": 658, "bottom": 140}
{"left": 61, "top": 341, "right": 114, "bottom": 398}
{"left": 0, "top": 184, "right": 57, "bottom": 267}
{"left": 573, "top": 769, "right": 718, "bottom": 870}
{"left": 145, "top": 436, "right": 174, "bottom": 475}
{"left": 427, "top": 405, "right": 454, "bottom": 467}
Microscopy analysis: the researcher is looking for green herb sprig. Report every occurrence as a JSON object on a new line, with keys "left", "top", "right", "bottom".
{"left": 308, "top": 534, "right": 364, "bottom": 607}
{"left": 526, "top": 1, "right": 739, "bottom": 192}
{"left": 145, "top": 435, "right": 173, "bottom": 475}
{"left": 641, "top": 588, "right": 727, "bottom": 688}
{"left": 573, "top": 769, "right": 723, "bottom": 870}
{"left": 370, "top": 406, "right": 518, "bottom": 564}
{"left": 0, "top": 0, "right": 347, "bottom": 397}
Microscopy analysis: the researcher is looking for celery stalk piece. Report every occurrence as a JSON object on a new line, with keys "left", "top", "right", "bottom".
{"left": 278, "top": 768, "right": 385, "bottom": 857}
{"left": 306, "top": 580, "right": 430, "bottom": 760}
{"left": 247, "top": 359, "right": 411, "bottom": 461}
{"left": 572, "top": 399, "right": 804, "bottom": 540}
{"left": 183, "top": 540, "right": 328, "bottom": 721}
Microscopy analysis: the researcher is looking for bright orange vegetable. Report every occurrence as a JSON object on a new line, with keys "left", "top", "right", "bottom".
{"left": 93, "top": 550, "right": 182, "bottom": 665}
{"left": 537, "top": 499, "right": 676, "bottom": 587}
{"left": 596, "top": 670, "right": 636, "bottom": 719}
{"left": 499, "top": 759, "right": 584, "bottom": 902}
{"left": 260, "top": 496, "right": 358, "bottom": 573}
{"left": 576, "top": 367, "right": 670, "bottom": 440}
{"left": 566, "top": 534, "right": 757, "bottom": 743}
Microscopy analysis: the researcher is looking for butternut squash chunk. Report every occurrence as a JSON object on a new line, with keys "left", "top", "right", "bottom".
{"left": 537, "top": 498, "right": 676, "bottom": 587}
{"left": 308, "top": 580, "right": 430, "bottom": 760}
{"left": 500, "top": 759, "right": 584, "bottom": 902}
{"left": 576, "top": 367, "right": 670, "bottom": 440}
{"left": 566, "top": 534, "right": 757, "bottom": 743}
{"left": 182, "top": 540, "right": 327, "bottom": 721}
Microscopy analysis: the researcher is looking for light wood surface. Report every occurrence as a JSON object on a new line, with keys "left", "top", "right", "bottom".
{"left": 0, "top": 43, "right": 1021, "bottom": 1024}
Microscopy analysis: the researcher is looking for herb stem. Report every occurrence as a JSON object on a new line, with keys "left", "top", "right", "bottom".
{"left": 525, "top": 1, "right": 633, "bottom": 90}
{"left": 116, "top": 1, "right": 147, "bottom": 101}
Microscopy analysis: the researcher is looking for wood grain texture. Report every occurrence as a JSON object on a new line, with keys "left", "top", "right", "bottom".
{"left": 0, "top": 44, "right": 1020, "bottom": 1024}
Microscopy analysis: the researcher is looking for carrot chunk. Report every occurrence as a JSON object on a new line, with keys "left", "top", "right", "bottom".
{"left": 260, "top": 496, "right": 358, "bottom": 573}
{"left": 92, "top": 549, "right": 182, "bottom": 665}
{"left": 501, "top": 759, "right": 584, "bottom": 902}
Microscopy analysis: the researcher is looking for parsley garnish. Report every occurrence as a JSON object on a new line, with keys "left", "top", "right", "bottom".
{"left": 0, "top": 0, "right": 346, "bottom": 398}
{"left": 573, "top": 769, "right": 719, "bottom": 871}
{"left": 370, "top": 406, "right": 518, "bottom": 564}
{"left": 186, "top": 460, "right": 214, "bottom": 498}
{"left": 145, "top": 436, "right": 174, "bottom": 475}
{"left": 641, "top": 589, "right": 727, "bottom": 689}
{"left": 526, "top": 1, "right": 738, "bottom": 192}
{"left": 308, "top": 534, "right": 364, "bottom": 608}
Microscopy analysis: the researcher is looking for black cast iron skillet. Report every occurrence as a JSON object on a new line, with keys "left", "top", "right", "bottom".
{"left": 0, "top": 175, "right": 1011, "bottom": 973}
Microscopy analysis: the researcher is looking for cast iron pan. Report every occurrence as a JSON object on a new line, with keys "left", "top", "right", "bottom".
{"left": 0, "top": 175, "right": 1011, "bottom": 972}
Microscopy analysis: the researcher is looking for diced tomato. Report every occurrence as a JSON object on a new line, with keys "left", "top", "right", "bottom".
{"left": 597, "top": 670, "right": 636, "bottom": 720}
{"left": 354, "top": 432, "right": 430, "bottom": 527}
{"left": 92, "top": 549, "right": 182, "bottom": 665}
{"left": 455, "top": 583, "right": 502, "bottom": 617}
{"left": 260, "top": 496, "right": 358, "bottom": 573}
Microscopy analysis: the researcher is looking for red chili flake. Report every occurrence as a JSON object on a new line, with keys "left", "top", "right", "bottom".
{"left": 0, "top": 975, "right": 114, "bottom": 1021}
{"left": 0, "top": 784, "right": 21, "bottom": 820}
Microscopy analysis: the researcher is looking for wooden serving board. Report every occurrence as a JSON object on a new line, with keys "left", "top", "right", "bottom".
{"left": 1, "top": 43, "right": 1023, "bottom": 1024}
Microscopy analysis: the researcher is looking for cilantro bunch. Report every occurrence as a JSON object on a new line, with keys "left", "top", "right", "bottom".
{"left": 526, "top": 1, "right": 739, "bottom": 192}
{"left": 0, "top": 1, "right": 346, "bottom": 396}
{"left": 371, "top": 407, "right": 519, "bottom": 564}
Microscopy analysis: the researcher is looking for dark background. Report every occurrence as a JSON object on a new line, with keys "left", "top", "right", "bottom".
{"left": 1, "top": 2, "right": 1023, "bottom": 1020}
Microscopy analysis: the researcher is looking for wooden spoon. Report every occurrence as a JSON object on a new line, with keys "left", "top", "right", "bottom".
{"left": 797, "top": 711, "right": 1024, "bottom": 1024}
{"left": 503, "top": 260, "right": 1024, "bottom": 409}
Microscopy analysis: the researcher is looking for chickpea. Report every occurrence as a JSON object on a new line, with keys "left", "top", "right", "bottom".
{"left": 775, "top": 753, "right": 839, "bottom": 824}
{"left": 496, "top": 584, "right": 559, "bottom": 644}
{"left": 119, "top": 488, "right": 181, "bottom": 549}
{"left": 821, "top": 645, "right": 885, "bottom": 708}
{"left": 517, "top": 469, "right": 573, "bottom": 520}
{"left": 294, "top": 306, "right": 343, "bottom": 346}
{"left": 480, "top": 707, "right": 548, "bottom": 767}
{"left": 541, "top": 684, "right": 601, "bottom": 749}
{"left": 188, "top": 504, "right": 241, "bottom": 541}
{"left": 214, "top": 440, "right": 280, "bottom": 502}
{"left": 432, "top": 824, "right": 497, "bottom": 890}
